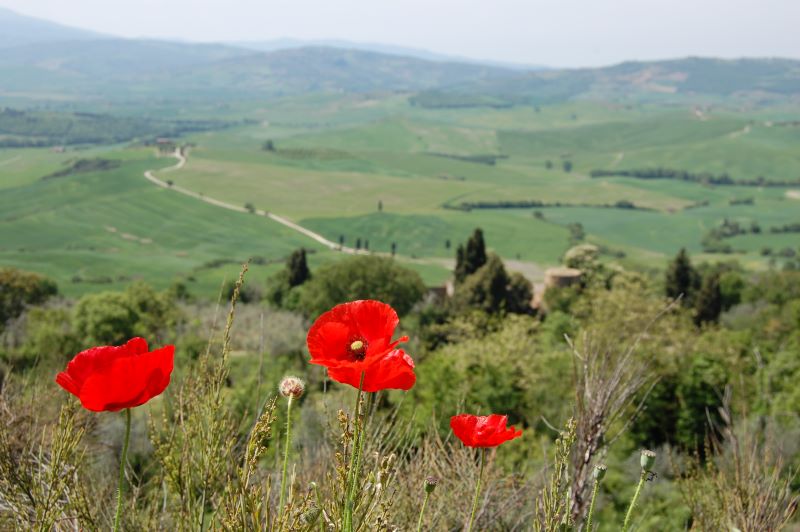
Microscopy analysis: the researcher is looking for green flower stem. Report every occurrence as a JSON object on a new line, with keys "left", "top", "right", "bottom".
{"left": 279, "top": 395, "right": 294, "bottom": 520}
{"left": 416, "top": 491, "right": 431, "bottom": 532}
{"left": 343, "top": 372, "right": 365, "bottom": 532}
{"left": 586, "top": 479, "right": 600, "bottom": 532}
{"left": 622, "top": 470, "right": 647, "bottom": 531}
{"left": 113, "top": 408, "right": 132, "bottom": 532}
{"left": 467, "top": 448, "right": 486, "bottom": 532}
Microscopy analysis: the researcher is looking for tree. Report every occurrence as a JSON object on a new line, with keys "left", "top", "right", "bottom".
{"left": 391, "top": 242, "right": 397, "bottom": 256}
{"left": 454, "top": 244, "right": 467, "bottom": 283}
{"left": 262, "top": 139, "right": 275, "bottom": 151}
{"left": 339, "top": 235, "right": 345, "bottom": 246}
{"left": 445, "top": 239, "right": 451, "bottom": 250}
{"left": 545, "top": 160, "right": 553, "bottom": 170}
{"left": 355, "top": 238, "right": 362, "bottom": 250}
{"left": 287, "top": 248, "right": 311, "bottom": 287}
{"left": 0, "top": 268, "right": 58, "bottom": 330}
{"left": 464, "top": 228, "right": 487, "bottom": 277}
{"left": 506, "top": 272, "right": 533, "bottom": 314}
{"left": 666, "top": 248, "right": 700, "bottom": 307}
{"left": 365, "top": 240, "right": 370, "bottom": 251}
{"left": 563, "top": 160, "right": 573, "bottom": 173}
{"left": 295, "top": 256, "right": 426, "bottom": 318}
{"left": 453, "top": 254, "right": 531, "bottom": 314}
{"left": 453, "top": 254, "right": 510, "bottom": 313}
{"left": 378, "top": 200, "right": 383, "bottom": 212}
{"left": 694, "top": 272, "right": 722, "bottom": 325}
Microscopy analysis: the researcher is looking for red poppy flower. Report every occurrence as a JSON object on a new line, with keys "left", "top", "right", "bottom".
{"left": 307, "top": 300, "right": 408, "bottom": 372}
{"left": 450, "top": 414, "right": 522, "bottom": 448}
{"left": 327, "top": 349, "right": 415, "bottom": 392}
{"left": 56, "top": 337, "right": 174, "bottom": 412}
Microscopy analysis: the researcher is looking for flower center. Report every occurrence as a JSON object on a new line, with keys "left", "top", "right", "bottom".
{"left": 348, "top": 338, "right": 368, "bottom": 360}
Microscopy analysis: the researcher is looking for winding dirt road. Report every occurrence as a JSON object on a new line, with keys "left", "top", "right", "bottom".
{"left": 144, "top": 149, "right": 366, "bottom": 255}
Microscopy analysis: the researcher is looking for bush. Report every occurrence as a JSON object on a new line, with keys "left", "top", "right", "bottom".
{"left": 0, "top": 268, "right": 58, "bottom": 330}
{"left": 72, "top": 282, "right": 179, "bottom": 346}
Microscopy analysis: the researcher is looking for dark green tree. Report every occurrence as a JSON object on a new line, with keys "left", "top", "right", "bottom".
{"left": 454, "top": 244, "right": 467, "bottom": 283}
{"left": 563, "top": 160, "right": 573, "bottom": 173}
{"left": 694, "top": 271, "right": 722, "bottom": 325}
{"left": 287, "top": 248, "right": 311, "bottom": 287}
{"left": 262, "top": 139, "right": 275, "bottom": 151}
{"left": 505, "top": 272, "right": 533, "bottom": 314}
{"left": 378, "top": 200, "right": 383, "bottom": 212}
{"left": 391, "top": 242, "right": 397, "bottom": 256}
{"left": 454, "top": 254, "right": 510, "bottom": 313}
{"left": 464, "top": 228, "right": 487, "bottom": 276}
{"left": 666, "top": 248, "right": 700, "bottom": 306}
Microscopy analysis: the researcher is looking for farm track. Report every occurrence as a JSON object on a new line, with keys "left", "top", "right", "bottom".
{"left": 144, "top": 149, "right": 363, "bottom": 254}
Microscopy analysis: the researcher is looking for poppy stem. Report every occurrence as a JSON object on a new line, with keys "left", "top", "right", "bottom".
{"left": 467, "top": 448, "right": 485, "bottom": 532}
{"left": 586, "top": 478, "right": 600, "bottom": 532}
{"left": 113, "top": 408, "right": 131, "bottom": 532}
{"left": 343, "top": 372, "right": 365, "bottom": 532}
{"left": 416, "top": 491, "right": 431, "bottom": 532}
{"left": 278, "top": 395, "right": 293, "bottom": 522}
{"left": 622, "top": 470, "right": 647, "bottom": 532}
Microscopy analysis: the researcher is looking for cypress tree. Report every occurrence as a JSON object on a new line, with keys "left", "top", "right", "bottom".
{"left": 464, "top": 228, "right": 487, "bottom": 276}
{"left": 287, "top": 248, "right": 311, "bottom": 287}
{"left": 666, "top": 248, "right": 699, "bottom": 306}
{"left": 454, "top": 244, "right": 467, "bottom": 283}
{"left": 694, "top": 272, "right": 722, "bottom": 326}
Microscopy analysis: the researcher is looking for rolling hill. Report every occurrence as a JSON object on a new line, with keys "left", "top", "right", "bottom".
{"left": 411, "top": 57, "right": 800, "bottom": 107}
{"left": 0, "top": 7, "right": 105, "bottom": 48}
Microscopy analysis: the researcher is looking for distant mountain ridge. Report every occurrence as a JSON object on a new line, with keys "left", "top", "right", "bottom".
{"left": 0, "top": 6, "right": 106, "bottom": 48}
{"left": 231, "top": 38, "right": 547, "bottom": 71}
{"left": 1, "top": 6, "right": 799, "bottom": 106}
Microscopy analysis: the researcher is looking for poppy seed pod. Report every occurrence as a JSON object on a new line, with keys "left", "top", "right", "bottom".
{"left": 640, "top": 449, "right": 656, "bottom": 471}
{"left": 425, "top": 476, "right": 439, "bottom": 494}
{"left": 279, "top": 376, "right": 305, "bottom": 399}
{"left": 593, "top": 464, "right": 607, "bottom": 481}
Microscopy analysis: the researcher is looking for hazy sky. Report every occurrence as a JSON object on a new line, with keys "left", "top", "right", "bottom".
{"left": 2, "top": 0, "right": 799, "bottom": 67}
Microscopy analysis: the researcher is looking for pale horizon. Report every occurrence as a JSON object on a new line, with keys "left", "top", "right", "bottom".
{"left": 1, "top": 0, "right": 799, "bottom": 68}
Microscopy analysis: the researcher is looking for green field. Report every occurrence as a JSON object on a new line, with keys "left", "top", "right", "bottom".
{"left": 3, "top": 94, "right": 800, "bottom": 297}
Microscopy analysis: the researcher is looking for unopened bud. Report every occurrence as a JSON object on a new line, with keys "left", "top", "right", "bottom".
{"left": 279, "top": 376, "right": 305, "bottom": 399}
{"left": 300, "top": 504, "right": 320, "bottom": 525}
{"left": 424, "top": 476, "right": 439, "bottom": 494}
{"left": 640, "top": 449, "right": 656, "bottom": 471}
{"left": 593, "top": 464, "right": 607, "bottom": 481}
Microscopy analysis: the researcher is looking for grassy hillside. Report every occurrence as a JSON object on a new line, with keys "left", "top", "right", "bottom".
{"left": 0, "top": 147, "right": 329, "bottom": 297}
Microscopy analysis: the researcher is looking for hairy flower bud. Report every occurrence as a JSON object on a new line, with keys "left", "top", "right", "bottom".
{"left": 593, "top": 464, "right": 607, "bottom": 481}
{"left": 424, "top": 476, "right": 439, "bottom": 494}
{"left": 300, "top": 504, "right": 321, "bottom": 525}
{"left": 279, "top": 376, "right": 305, "bottom": 399}
{"left": 640, "top": 449, "right": 656, "bottom": 471}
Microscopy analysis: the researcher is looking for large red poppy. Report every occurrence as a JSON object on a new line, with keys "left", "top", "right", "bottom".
{"left": 307, "top": 300, "right": 408, "bottom": 372}
{"left": 327, "top": 349, "right": 415, "bottom": 392}
{"left": 56, "top": 337, "right": 174, "bottom": 412}
{"left": 450, "top": 414, "right": 522, "bottom": 448}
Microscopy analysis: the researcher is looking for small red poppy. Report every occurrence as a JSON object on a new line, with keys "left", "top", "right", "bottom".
{"left": 450, "top": 414, "right": 522, "bottom": 448}
{"left": 307, "top": 300, "right": 408, "bottom": 372}
{"left": 327, "top": 349, "right": 416, "bottom": 392}
{"left": 56, "top": 337, "right": 174, "bottom": 412}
